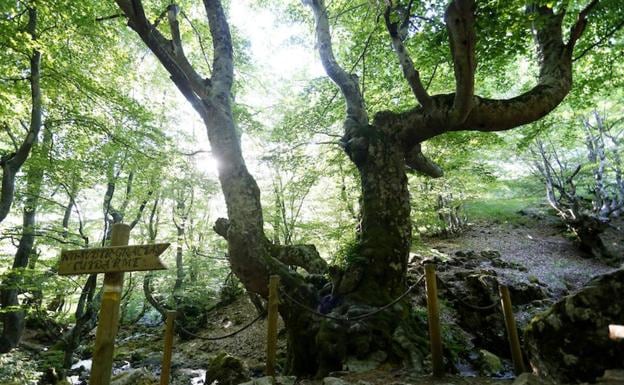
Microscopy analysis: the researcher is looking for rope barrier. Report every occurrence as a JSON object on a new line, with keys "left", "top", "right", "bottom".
{"left": 280, "top": 275, "right": 425, "bottom": 323}
{"left": 174, "top": 311, "right": 266, "bottom": 340}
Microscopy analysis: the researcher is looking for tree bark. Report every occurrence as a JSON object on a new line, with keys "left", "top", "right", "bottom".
{"left": 0, "top": 124, "right": 50, "bottom": 352}
{"left": 0, "top": 7, "right": 42, "bottom": 223}
{"left": 173, "top": 197, "right": 187, "bottom": 298}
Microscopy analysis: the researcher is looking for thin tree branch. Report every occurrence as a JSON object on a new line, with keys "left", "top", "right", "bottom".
{"left": 95, "top": 14, "right": 125, "bottom": 22}
{"left": 384, "top": 4, "right": 432, "bottom": 110}
{"left": 303, "top": 0, "right": 368, "bottom": 128}
{"left": 567, "top": 0, "right": 600, "bottom": 50}
{"left": 573, "top": 19, "right": 624, "bottom": 62}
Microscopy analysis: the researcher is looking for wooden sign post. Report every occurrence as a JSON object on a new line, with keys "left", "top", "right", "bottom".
{"left": 265, "top": 275, "right": 280, "bottom": 376}
{"left": 424, "top": 264, "right": 444, "bottom": 377}
{"left": 58, "top": 223, "right": 169, "bottom": 385}
{"left": 160, "top": 310, "right": 178, "bottom": 385}
{"left": 499, "top": 285, "right": 526, "bottom": 375}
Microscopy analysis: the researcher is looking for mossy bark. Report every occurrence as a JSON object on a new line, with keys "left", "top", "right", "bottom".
{"left": 279, "top": 125, "right": 425, "bottom": 377}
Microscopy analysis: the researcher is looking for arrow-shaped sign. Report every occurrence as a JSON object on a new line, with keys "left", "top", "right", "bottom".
{"left": 58, "top": 243, "right": 170, "bottom": 275}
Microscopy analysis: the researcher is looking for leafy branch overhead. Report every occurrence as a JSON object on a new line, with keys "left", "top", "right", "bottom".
{"left": 305, "top": 0, "right": 605, "bottom": 178}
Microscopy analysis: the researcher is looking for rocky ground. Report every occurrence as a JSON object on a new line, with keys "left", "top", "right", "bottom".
{"left": 3, "top": 208, "right": 621, "bottom": 385}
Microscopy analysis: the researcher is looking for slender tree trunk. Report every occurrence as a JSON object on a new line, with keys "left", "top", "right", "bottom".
{"left": 0, "top": 125, "right": 50, "bottom": 352}
{"left": 173, "top": 199, "right": 186, "bottom": 298}
{"left": 61, "top": 274, "right": 98, "bottom": 371}
{"left": 143, "top": 197, "right": 166, "bottom": 322}
{"left": 0, "top": 7, "right": 41, "bottom": 224}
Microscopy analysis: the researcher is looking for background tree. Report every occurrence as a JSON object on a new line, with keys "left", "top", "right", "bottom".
{"left": 0, "top": 5, "right": 42, "bottom": 224}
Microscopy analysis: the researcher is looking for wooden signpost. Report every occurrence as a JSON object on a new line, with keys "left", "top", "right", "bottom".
{"left": 160, "top": 310, "right": 178, "bottom": 385}
{"left": 59, "top": 223, "right": 169, "bottom": 385}
{"left": 265, "top": 275, "right": 280, "bottom": 377}
{"left": 499, "top": 285, "right": 526, "bottom": 375}
{"left": 424, "top": 264, "right": 444, "bottom": 377}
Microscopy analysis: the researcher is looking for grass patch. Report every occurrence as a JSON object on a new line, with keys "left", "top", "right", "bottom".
{"left": 464, "top": 196, "right": 545, "bottom": 224}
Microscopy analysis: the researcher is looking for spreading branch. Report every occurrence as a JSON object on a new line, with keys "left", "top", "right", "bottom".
{"left": 114, "top": 0, "right": 209, "bottom": 116}
{"left": 444, "top": 0, "right": 476, "bottom": 125}
{"left": 383, "top": 3, "right": 432, "bottom": 110}
{"left": 567, "top": 0, "right": 600, "bottom": 50}
{"left": 303, "top": 0, "right": 368, "bottom": 129}
{"left": 387, "top": 3, "right": 591, "bottom": 149}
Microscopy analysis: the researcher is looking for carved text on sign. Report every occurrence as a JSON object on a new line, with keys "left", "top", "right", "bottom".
{"left": 58, "top": 243, "right": 169, "bottom": 275}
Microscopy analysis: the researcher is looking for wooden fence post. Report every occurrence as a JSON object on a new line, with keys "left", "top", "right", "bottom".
{"left": 425, "top": 264, "right": 444, "bottom": 377}
{"left": 266, "top": 275, "right": 280, "bottom": 376}
{"left": 90, "top": 223, "right": 130, "bottom": 385}
{"left": 160, "top": 310, "right": 177, "bottom": 385}
{"left": 499, "top": 285, "right": 526, "bottom": 375}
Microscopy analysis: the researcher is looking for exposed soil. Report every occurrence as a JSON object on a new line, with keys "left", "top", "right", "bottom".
{"left": 426, "top": 216, "right": 615, "bottom": 297}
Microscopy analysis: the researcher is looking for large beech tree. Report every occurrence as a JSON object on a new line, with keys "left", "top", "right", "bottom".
{"left": 113, "top": 0, "right": 614, "bottom": 376}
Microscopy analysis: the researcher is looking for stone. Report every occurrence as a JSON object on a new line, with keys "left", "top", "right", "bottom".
{"left": 343, "top": 350, "right": 387, "bottom": 373}
{"left": 525, "top": 269, "right": 624, "bottom": 383}
{"left": 597, "top": 369, "right": 624, "bottom": 383}
{"left": 110, "top": 368, "right": 156, "bottom": 385}
{"left": 323, "top": 377, "right": 350, "bottom": 385}
{"left": 477, "top": 349, "right": 503, "bottom": 375}
{"left": 205, "top": 352, "right": 250, "bottom": 385}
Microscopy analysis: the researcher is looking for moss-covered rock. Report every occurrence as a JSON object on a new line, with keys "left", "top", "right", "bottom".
{"left": 111, "top": 368, "right": 156, "bottom": 385}
{"left": 477, "top": 349, "right": 503, "bottom": 376}
{"left": 205, "top": 352, "right": 249, "bottom": 385}
{"left": 525, "top": 269, "right": 624, "bottom": 383}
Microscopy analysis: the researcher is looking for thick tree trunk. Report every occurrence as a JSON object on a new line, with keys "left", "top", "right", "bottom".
{"left": 346, "top": 128, "right": 410, "bottom": 301}
{"left": 282, "top": 125, "right": 425, "bottom": 377}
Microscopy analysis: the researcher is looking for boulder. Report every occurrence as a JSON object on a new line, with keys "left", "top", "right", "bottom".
{"left": 525, "top": 269, "right": 624, "bottom": 383}
{"left": 477, "top": 349, "right": 503, "bottom": 376}
{"left": 205, "top": 352, "right": 250, "bottom": 385}
{"left": 110, "top": 368, "right": 156, "bottom": 385}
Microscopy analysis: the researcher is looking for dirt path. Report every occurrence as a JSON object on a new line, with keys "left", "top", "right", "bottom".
{"left": 425, "top": 216, "right": 615, "bottom": 297}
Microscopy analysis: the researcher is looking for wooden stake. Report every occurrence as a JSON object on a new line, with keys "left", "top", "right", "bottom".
{"left": 160, "top": 310, "right": 177, "bottom": 385}
{"left": 89, "top": 223, "right": 130, "bottom": 385}
{"left": 499, "top": 285, "right": 526, "bottom": 375}
{"left": 266, "top": 275, "right": 280, "bottom": 376}
{"left": 425, "top": 264, "right": 444, "bottom": 377}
